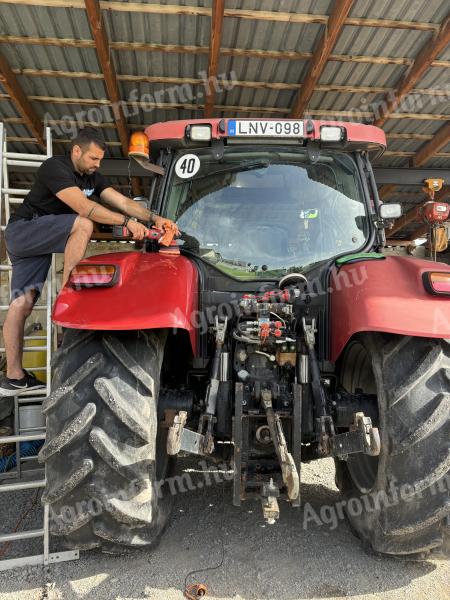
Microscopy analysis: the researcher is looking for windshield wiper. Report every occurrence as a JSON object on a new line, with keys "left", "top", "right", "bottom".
{"left": 188, "top": 160, "right": 270, "bottom": 182}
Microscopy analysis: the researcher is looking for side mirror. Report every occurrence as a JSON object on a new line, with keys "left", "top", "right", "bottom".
{"left": 380, "top": 203, "right": 402, "bottom": 219}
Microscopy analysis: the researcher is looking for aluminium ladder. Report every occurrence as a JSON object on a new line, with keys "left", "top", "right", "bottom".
{"left": 0, "top": 123, "right": 78, "bottom": 570}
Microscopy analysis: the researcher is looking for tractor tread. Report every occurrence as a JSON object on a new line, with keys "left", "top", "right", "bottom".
{"left": 42, "top": 354, "right": 104, "bottom": 414}
{"left": 94, "top": 376, "right": 155, "bottom": 443}
{"left": 389, "top": 343, "right": 442, "bottom": 407}
{"left": 51, "top": 505, "right": 93, "bottom": 536}
{"left": 41, "top": 459, "right": 94, "bottom": 505}
{"left": 107, "top": 490, "right": 154, "bottom": 527}
{"left": 89, "top": 426, "right": 154, "bottom": 480}
{"left": 338, "top": 334, "right": 450, "bottom": 559}
{"left": 384, "top": 499, "right": 450, "bottom": 536}
{"left": 392, "top": 392, "right": 450, "bottom": 455}
{"left": 93, "top": 519, "right": 157, "bottom": 546}
{"left": 41, "top": 330, "right": 172, "bottom": 552}
{"left": 38, "top": 403, "right": 96, "bottom": 462}
{"left": 103, "top": 334, "right": 155, "bottom": 395}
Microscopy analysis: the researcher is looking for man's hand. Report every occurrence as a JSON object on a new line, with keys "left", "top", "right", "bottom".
{"left": 127, "top": 219, "right": 150, "bottom": 240}
{"left": 153, "top": 215, "right": 180, "bottom": 236}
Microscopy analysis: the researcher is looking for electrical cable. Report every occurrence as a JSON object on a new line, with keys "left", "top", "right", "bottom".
{"left": 0, "top": 488, "right": 40, "bottom": 559}
{"left": 183, "top": 482, "right": 226, "bottom": 599}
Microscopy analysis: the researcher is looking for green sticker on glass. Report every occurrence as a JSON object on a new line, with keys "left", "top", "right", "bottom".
{"left": 299, "top": 209, "right": 319, "bottom": 219}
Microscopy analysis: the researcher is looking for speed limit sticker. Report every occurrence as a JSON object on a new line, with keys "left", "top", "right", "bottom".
{"left": 175, "top": 154, "right": 200, "bottom": 179}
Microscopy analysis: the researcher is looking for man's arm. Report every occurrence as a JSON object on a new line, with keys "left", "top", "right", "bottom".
{"left": 57, "top": 186, "right": 149, "bottom": 240}
{"left": 100, "top": 187, "right": 180, "bottom": 234}
{"left": 100, "top": 187, "right": 153, "bottom": 222}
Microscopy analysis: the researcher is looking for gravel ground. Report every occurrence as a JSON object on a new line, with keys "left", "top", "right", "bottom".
{"left": 0, "top": 458, "right": 448, "bottom": 600}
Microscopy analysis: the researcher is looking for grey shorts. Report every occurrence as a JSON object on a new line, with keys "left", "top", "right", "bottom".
{"left": 5, "top": 213, "right": 78, "bottom": 302}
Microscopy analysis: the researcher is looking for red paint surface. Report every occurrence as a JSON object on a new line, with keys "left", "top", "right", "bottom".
{"left": 53, "top": 252, "right": 199, "bottom": 353}
{"left": 330, "top": 256, "right": 450, "bottom": 362}
{"left": 145, "top": 118, "right": 386, "bottom": 151}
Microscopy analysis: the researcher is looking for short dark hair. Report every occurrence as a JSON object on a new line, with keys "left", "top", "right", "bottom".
{"left": 70, "top": 127, "right": 106, "bottom": 152}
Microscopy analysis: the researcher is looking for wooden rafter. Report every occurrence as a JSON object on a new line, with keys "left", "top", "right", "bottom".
{"left": 374, "top": 15, "right": 450, "bottom": 127}
{"left": 2, "top": 1, "right": 443, "bottom": 32}
{"left": 2, "top": 35, "right": 450, "bottom": 69}
{"left": 290, "top": 0, "right": 354, "bottom": 118}
{"left": 84, "top": 0, "right": 128, "bottom": 156}
{"left": 84, "top": 0, "right": 141, "bottom": 196}
{"left": 383, "top": 121, "right": 450, "bottom": 204}
{"left": 2, "top": 93, "right": 450, "bottom": 122}
{"left": 413, "top": 121, "right": 450, "bottom": 167}
{"left": 0, "top": 50, "right": 44, "bottom": 148}
{"left": 9, "top": 66, "right": 450, "bottom": 97}
{"left": 378, "top": 184, "right": 398, "bottom": 200}
{"left": 204, "top": 0, "right": 225, "bottom": 117}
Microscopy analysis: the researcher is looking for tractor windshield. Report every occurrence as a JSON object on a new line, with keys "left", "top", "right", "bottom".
{"left": 165, "top": 148, "right": 370, "bottom": 279}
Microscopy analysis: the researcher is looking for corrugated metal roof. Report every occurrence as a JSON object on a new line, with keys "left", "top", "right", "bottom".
{"left": 0, "top": 0, "right": 448, "bottom": 221}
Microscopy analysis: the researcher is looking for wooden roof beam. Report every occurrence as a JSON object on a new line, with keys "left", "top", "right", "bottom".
{"left": 204, "top": 0, "right": 225, "bottom": 117}
{"left": 413, "top": 121, "right": 450, "bottom": 167}
{"left": 3, "top": 1, "right": 444, "bottom": 32}
{"left": 0, "top": 50, "right": 44, "bottom": 148}
{"left": 290, "top": 0, "right": 354, "bottom": 118}
{"left": 84, "top": 0, "right": 141, "bottom": 195}
{"left": 84, "top": 0, "right": 128, "bottom": 156}
{"left": 378, "top": 184, "right": 398, "bottom": 200}
{"left": 374, "top": 15, "right": 450, "bottom": 127}
{"left": 3, "top": 35, "right": 450, "bottom": 69}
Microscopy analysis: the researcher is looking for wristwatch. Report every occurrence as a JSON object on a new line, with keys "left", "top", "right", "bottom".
{"left": 123, "top": 216, "right": 138, "bottom": 228}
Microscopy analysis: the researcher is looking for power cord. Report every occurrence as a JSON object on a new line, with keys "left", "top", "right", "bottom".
{"left": 183, "top": 482, "right": 226, "bottom": 599}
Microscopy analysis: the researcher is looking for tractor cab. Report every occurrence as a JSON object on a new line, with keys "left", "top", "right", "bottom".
{"left": 144, "top": 119, "right": 388, "bottom": 280}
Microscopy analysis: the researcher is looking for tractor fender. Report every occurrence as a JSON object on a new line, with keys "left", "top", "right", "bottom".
{"left": 329, "top": 255, "right": 450, "bottom": 362}
{"left": 53, "top": 251, "right": 199, "bottom": 354}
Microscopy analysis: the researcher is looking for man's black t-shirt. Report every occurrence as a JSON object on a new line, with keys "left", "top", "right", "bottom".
{"left": 10, "top": 155, "right": 111, "bottom": 223}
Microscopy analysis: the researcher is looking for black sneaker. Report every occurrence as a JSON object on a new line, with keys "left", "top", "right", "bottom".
{"left": 0, "top": 370, "right": 46, "bottom": 396}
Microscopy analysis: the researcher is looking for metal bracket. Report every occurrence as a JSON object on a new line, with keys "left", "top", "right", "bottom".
{"left": 261, "top": 390, "right": 300, "bottom": 502}
{"left": 167, "top": 411, "right": 205, "bottom": 456}
{"left": 261, "top": 478, "right": 280, "bottom": 525}
{"left": 302, "top": 316, "right": 316, "bottom": 347}
{"left": 330, "top": 412, "right": 381, "bottom": 458}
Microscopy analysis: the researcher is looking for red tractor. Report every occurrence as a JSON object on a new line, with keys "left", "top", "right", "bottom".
{"left": 39, "top": 119, "right": 450, "bottom": 559}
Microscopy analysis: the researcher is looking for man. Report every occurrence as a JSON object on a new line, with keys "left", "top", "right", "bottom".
{"left": 0, "top": 127, "right": 178, "bottom": 396}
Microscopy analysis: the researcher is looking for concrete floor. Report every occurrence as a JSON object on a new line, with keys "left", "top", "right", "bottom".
{"left": 0, "top": 458, "right": 448, "bottom": 600}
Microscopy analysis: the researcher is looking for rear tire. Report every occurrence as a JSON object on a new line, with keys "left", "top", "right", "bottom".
{"left": 39, "top": 329, "right": 174, "bottom": 552}
{"left": 336, "top": 333, "right": 450, "bottom": 559}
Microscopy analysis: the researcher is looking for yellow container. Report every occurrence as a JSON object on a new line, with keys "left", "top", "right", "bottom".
{"left": 23, "top": 327, "right": 47, "bottom": 383}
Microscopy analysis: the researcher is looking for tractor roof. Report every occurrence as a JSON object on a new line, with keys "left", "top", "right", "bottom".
{"left": 145, "top": 118, "right": 386, "bottom": 158}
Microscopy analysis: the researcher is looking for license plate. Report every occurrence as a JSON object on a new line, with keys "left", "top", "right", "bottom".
{"left": 228, "top": 120, "right": 304, "bottom": 138}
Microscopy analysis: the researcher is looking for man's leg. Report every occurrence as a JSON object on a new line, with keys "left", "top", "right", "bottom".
{"left": 62, "top": 216, "right": 93, "bottom": 286}
{"left": 3, "top": 290, "right": 36, "bottom": 379}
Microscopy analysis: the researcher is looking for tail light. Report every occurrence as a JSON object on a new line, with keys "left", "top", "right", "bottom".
{"left": 423, "top": 272, "right": 450, "bottom": 296}
{"left": 68, "top": 265, "right": 118, "bottom": 288}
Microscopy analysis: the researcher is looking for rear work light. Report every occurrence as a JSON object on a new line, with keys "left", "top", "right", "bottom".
{"left": 185, "top": 124, "right": 212, "bottom": 142}
{"left": 320, "top": 125, "right": 345, "bottom": 142}
{"left": 68, "top": 265, "right": 118, "bottom": 288}
{"left": 423, "top": 272, "right": 450, "bottom": 296}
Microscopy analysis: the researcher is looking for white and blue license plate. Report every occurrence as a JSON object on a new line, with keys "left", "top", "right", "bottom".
{"left": 228, "top": 119, "right": 304, "bottom": 138}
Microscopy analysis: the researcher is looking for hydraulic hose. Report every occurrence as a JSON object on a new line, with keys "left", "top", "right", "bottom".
{"left": 0, "top": 440, "right": 44, "bottom": 473}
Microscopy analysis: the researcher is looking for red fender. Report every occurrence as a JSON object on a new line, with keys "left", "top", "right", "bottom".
{"left": 329, "top": 256, "right": 450, "bottom": 362}
{"left": 53, "top": 252, "right": 199, "bottom": 354}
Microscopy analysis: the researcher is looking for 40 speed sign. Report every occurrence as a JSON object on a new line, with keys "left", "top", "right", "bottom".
{"left": 175, "top": 154, "right": 200, "bottom": 179}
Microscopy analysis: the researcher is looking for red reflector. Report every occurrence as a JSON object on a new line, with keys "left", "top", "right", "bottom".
{"left": 69, "top": 265, "right": 118, "bottom": 288}
{"left": 423, "top": 272, "right": 450, "bottom": 296}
